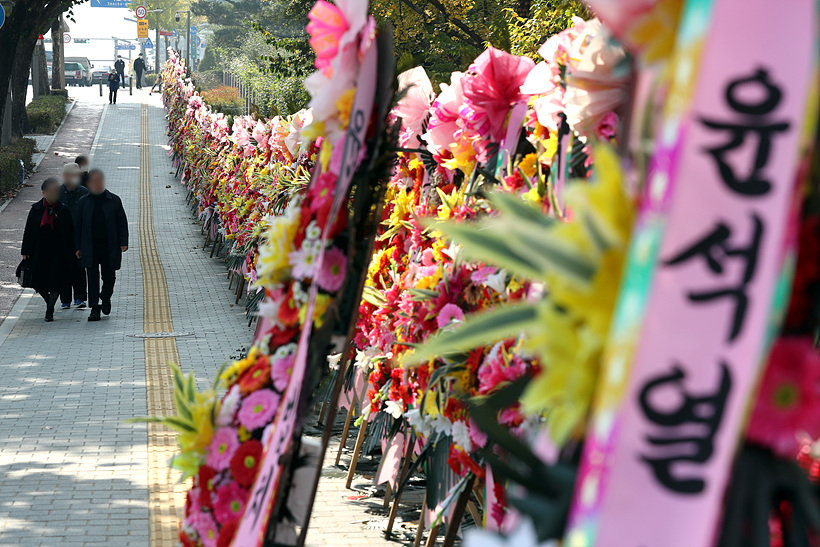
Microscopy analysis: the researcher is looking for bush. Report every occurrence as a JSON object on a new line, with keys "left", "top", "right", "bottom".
{"left": 201, "top": 86, "right": 244, "bottom": 116}
{"left": 144, "top": 73, "right": 158, "bottom": 86}
{"left": 0, "top": 138, "right": 36, "bottom": 193}
{"left": 194, "top": 69, "right": 223, "bottom": 92}
{"left": 26, "top": 95, "right": 67, "bottom": 134}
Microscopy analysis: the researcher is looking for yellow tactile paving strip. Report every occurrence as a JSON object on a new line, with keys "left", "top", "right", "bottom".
{"left": 139, "top": 99, "right": 187, "bottom": 547}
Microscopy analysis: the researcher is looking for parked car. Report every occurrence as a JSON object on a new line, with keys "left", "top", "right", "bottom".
{"left": 95, "top": 66, "right": 128, "bottom": 86}
{"left": 65, "top": 62, "right": 92, "bottom": 86}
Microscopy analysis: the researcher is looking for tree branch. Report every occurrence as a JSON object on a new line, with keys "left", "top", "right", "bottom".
{"left": 418, "top": 0, "right": 485, "bottom": 49}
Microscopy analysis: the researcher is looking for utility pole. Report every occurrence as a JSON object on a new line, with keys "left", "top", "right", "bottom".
{"left": 175, "top": 10, "right": 191, "bottom": 70}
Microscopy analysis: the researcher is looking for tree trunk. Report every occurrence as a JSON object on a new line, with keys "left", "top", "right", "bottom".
{"left": 10, "top": 39, "right": 35, "bottom": 137}
{"left": 51, "top": 18, "right": 64, "bottom": 91}
{"left": 36, "top": 41, "right": 49, "bottom": 94}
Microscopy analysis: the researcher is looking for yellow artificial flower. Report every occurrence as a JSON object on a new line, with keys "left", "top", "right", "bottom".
{"left": 519, "top": 153, "right": 538, "bottom": 179}
{"left": 298, "top": 292, "right": 332, "bottom": 328}
{"left": 177, "top": 394, "right": 216, "bottom": 455}
{"left": 336, "top": 87, "right": 357, "bottom": 130}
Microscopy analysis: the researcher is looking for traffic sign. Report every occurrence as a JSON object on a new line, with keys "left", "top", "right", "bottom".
{"left": 137, "top": 18, "right": 149, "bottom": 38}
{"left": 90, "top": 0, "right": 129, "bottom": 7}
{"left": 135, "top": 5, "right": 146, "bottom": 18}
{"left": 63, "top": 34, "right": 71, "bottom": 43}
{"left": 171, "top": 29, "right": 177, "bottom": 37}
{"left": 115, "top": 44, "right": 137, "bottom": 50}
{"left": 0, "top": 5, "right": 5, "bottom": 30}
{"left": 190, "top": 26, "right": 198, "bottom": 34}
{"left": 144, "top": 37, "right": 153, "bottom": 48}
{"left": 74, "top": 38, "right": 89, "bottom": 44}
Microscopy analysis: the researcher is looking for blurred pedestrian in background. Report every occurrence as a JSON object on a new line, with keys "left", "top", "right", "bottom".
{"left": 59, "top": 163, "right": 89, "bottom": 310}
{"left": 108, "top": 70, "right": 120, "bottom": 105}
{"left": 75, "top": 155, "right": 90, "bottom": 187}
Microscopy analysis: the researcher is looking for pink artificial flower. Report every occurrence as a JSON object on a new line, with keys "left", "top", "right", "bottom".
{"left": 252, "top": 120, "right": 269, "bottom": 149}
{"left": 316, "top": 246, "right": 347, "bottom": 293}
{"left": 461, "top": 47, "right": 535, "bottom": 142}
{"left": 271, "top": 354, "right": 294, "bottom": 392}
{"left": 213, "top": 482, "right": 249, "bottom": 525}
{"left": 478, "top": 344, "right": 528, "bottom": 395}
{"left": 423, "top": 72, "right": 465, "bottom": 158}
{"left": 595, "top": 111, "right": 619, "bottom": 141}
{"left": 191, "top": 509, "right": 219, "bottom": 547}
{"left": 747, "top": 336, "right": 820, "bottom": 458}
{"left": 207, "top": 427, "right": 240, "bottom": 471}
{"left": 468, "top": 418, "right": 488, "bottom": 449}
{"left": 289, "top": 240, "right": 321, "bottom": 280}
{"left": 231, "top": 123, "right": 251, "bottom": 147}
{"left": 437, "top": 303, "right": 465, "bottom": 331}
{"left": 394, "top": 67, "right": 434, "bottom": 148}
{"left": 307, "top": 0, "right": 350, "bottom": 74}
{"left": 238, "top": 389, "right": 280, "bottom": 431}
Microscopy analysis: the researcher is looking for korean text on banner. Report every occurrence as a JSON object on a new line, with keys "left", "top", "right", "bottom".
{"left": 566, "top": 0, "right": 819, "bottom": 546}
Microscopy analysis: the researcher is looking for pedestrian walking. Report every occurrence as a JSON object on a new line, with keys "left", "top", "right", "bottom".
{"left": 74, "top": 169, "right": 128, "bottom": 322}
{"left": 59, "top": 163, "right": 89, "bottom": 309}
{"left": 108, "top": 71, "right": 120, "bottom": 104}
{"left": 114, "top": 56, "right": 126, "bottom": 89}
{"left": 21, "top": 177, "right": 75, "bottom": 322}
{"left": 75, "top": 155, "right": 90, "bottom": 187}
{"left": 134, "top": 53, "right": 145, "bottom": 89}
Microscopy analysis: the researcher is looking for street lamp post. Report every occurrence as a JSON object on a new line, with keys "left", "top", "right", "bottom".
{"left": 175, "top": 10, "right": 191, "bottom": 71}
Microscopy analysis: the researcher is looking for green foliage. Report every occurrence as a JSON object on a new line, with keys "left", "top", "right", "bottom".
{"left": 193, "top": 69, "right": 222, "bottom": 92}
{"left": 144, "top": 73, "right": 159, "bottom": 86}
{"left": 507, "top": 0, "right": 591, "bottom": 59}
{"left": 0, "top": 138, "right": 35, "bottom": 193}
{"left": 198, "top": 46, "right": 218, "bottom": 71}
{"left": 26, "top": 95, "right": 67, "bottom": 134}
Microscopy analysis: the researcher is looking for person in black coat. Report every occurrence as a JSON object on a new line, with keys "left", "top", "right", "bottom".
{"left": 114, "top": 56, "right": 126, "bottom": 89}
{"left": 108, "top": 71, "right": 120, "bottom": 104}
{"left": 21, "top": 177, "right": 75, "bottom": 322}
{"left": 134, "top": 54, "right": 145, "bottom": 89}
{"left": 74, "top": 169, "right": 128, "bottom": 322}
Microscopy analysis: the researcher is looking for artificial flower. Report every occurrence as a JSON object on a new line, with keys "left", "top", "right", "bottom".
{"left": 316, "top": 246, "right": 347, "bottom": 292}
{"left": 207, "top": 427, "right": 240, "bottom": 471}
{"left": 230, "top": 439, "right": 264, "bottom": 487}
{"left": 213, "top": 482, "right": 250, "bottom": 525}
{"left": 238, "top": 389, "right": 281, "bottom": 431}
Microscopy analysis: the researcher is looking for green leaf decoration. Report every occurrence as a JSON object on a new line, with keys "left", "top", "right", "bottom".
{"left": 405, "top": 304, "right": 540, "bottom": 365}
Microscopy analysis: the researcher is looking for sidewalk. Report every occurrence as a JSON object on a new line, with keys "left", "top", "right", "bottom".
{"left": 0, "top": 90, "right": 251, "bottom": 546}
{"left": 0, "top": 90, "right": 424, "bottom": 547}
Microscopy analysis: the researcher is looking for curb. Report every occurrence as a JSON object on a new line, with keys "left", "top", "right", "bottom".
{"left": 0, "top": 289, "right": 34, "bottom": 348}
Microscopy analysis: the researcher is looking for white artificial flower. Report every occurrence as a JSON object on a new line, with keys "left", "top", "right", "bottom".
{"left": 354, "top": 347, "right": 379, "bottom": 372}
{"left": 485, "top": 269, "right": 507, "bottom": 294}
{"left": 306, "top": 220, "right": 322, "bottom": 241}
{"left": 216, "top": 385, "right": 241, "bottom": 427}
{"left": 451, "top": 420, "right": 473, "bottom": 451}
{"left": 405, "top": 408, "right": 431, "bottom": 438}
{"left": 327, "top": 353, "right": 342, "bottom": 370}
{"left": 430, "top": 414, "right": 452, "bottom": 436}
{"left": 464, "top": 518, "right": 557, "bottom": 547}
{"left": 384, "top": 400, "right": 404, "bottom": 419}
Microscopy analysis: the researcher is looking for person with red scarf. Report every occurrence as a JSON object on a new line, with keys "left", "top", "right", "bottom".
{"left": 21, "top": 177, "right": 75, "bottom": 322}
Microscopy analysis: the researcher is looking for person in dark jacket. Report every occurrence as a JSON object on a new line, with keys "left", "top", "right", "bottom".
{"left": 134, "top": 54, "right": 145, "bottom": 89}
{"left": 114, "top": 56, "right": 126, "bottom": 89}
{"left": 108, "top": 71, "right": 120, "bottom": 104}
{"left": 59, "top": 163, "right": 89, "bottom": 309}
{"left": 21, "top": 177, "right": 75, "bottom": 322}
{"left": 75, "top": 155, "right": 90, "bottom": 187}
{"left": 74, "top": 169, "right": 128, "bottom": 322}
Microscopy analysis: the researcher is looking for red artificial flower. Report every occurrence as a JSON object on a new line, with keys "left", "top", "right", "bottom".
{"left": 230, "top": 440, "right": 263, "bottom": 487}
{"left": 278, "top": 285, "right": 300, "bottom": 327}
{"left": 447, "top": 445, "right": 485, "bottom": 479}
{"left": 269, "top": 324, "right": 298, "bottom": 346}
{"left": 238, "top": 356, "right": 271, "bottom": 395}
{"left": 198, "top": 465, "right": 217, "bottom": 509}
{"left": 747, "top": 336, "right": 820, "bottom": 458}
{"left": 216, "top": 520, "right": 238, "bottom": 547}
{"left": 179, "top": 529, "right": 196, "bottom": 547}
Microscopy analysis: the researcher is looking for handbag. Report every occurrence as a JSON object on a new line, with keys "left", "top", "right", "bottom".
{"left": 16, "top": 259, "right": 33, "bottom": 288}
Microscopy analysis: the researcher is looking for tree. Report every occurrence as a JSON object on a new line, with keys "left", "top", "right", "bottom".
{"left": 0, "top": 0, "right": 83, "bottom": 139}
{"left": 127, "top": 0, "right": 191, "bottom": 37}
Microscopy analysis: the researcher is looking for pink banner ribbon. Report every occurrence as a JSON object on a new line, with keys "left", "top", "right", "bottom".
{"left": 566, "top": 0, "right": 819, "bottom": 545}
